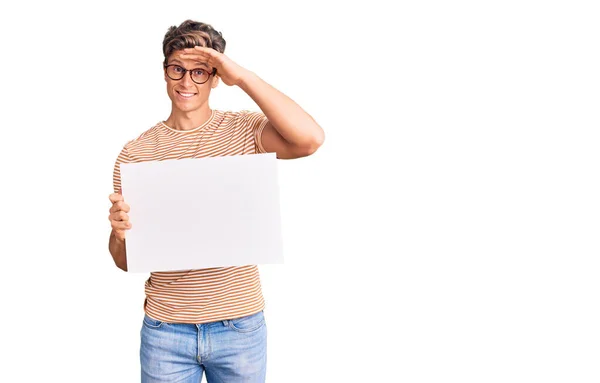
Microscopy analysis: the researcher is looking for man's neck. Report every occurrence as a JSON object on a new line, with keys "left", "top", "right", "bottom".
{"left": 164, "top": 107, "right": 213, "bottom": 131}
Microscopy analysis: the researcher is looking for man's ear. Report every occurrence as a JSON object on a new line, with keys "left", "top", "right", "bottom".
{"left": 211, "top": 75, "right": 220, "bottom": 89}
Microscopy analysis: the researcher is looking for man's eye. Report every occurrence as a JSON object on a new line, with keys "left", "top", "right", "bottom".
{"left": 174, "top": 66, "right": 185, "bottom": 73}
{"left": 192, "top": 69, "right": 205, "bottom": 76}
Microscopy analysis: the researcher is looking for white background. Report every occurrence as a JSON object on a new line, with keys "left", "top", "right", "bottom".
{"left": 0, "top": 0, "right": 599, "bottom": 382}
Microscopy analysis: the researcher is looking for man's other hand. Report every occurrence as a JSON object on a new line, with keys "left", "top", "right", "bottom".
{"left": 108, "top": 191, "right": 131, "bottom": 241}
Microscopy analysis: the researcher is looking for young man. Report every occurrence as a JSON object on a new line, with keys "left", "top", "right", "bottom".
{"left": 107, "top": 20, "right": 324, "bottom": 382}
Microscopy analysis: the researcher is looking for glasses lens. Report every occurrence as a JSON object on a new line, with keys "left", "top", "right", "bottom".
{"left": 166, "top": 65, "right": 185, "bottom": 80}
{"left": 191, "top": 69, "right": 209, "bottom": 84}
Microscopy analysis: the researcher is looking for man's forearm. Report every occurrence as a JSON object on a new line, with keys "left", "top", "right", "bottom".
{"left": 109, "top": 230, "right": 128, "bottom": 271}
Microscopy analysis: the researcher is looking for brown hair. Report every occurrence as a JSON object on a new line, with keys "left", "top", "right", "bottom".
{"left": 162, "top": 20, "right": 226, "bottom": 66}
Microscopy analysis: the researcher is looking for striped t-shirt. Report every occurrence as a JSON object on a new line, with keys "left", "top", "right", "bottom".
{"left": 112, "top": 109, "right": 269, "bottom": 324}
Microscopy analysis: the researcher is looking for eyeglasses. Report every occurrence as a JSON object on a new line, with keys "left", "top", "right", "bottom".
{"left": 164, "top": 64, "right": 217, "bottom": 84}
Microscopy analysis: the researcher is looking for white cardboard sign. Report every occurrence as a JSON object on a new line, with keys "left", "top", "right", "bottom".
{"left": 119, "top": 153, "right": 283, "bottom": 272}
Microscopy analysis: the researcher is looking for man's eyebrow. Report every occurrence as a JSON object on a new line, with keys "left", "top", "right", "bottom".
{"left": 168, "top": 59, "right": 209, "bottom": 68}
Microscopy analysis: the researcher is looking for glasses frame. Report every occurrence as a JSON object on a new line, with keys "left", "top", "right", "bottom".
{"left": 164, "top": 64, "right": 217, "bottom": 84}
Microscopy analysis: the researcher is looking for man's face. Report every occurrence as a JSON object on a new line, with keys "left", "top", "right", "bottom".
{"left": 164, "top": 50, "right": 218, "bottom": 113}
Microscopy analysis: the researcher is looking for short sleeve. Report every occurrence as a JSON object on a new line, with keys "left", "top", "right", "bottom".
{"left": 238, "top": 110, "right": 269, "bottom": 154}
{"left": 112, "top": 144, "right": 132, "bottom": 194}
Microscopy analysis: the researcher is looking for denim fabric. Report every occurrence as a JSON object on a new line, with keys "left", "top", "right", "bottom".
{"left": 140, "top": 310, "right": 267, "bottom": 382}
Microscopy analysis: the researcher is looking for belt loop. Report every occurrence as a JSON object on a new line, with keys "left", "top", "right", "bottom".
{"left": 222, "top": 320, "right": 229, "bottom": 327}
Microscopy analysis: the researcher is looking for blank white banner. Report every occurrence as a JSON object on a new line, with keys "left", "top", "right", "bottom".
{"left": 120, "top": 153, "right": 283, "bottom": 272}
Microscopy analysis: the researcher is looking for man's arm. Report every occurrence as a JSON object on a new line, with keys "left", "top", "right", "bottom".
{"left": 108, "top": 191, "right": 131, "bottom": 272}
{"left": 180, "top": 47, "right": 325, "bottom": 159}
{"left": 109, "top": 230, "right": 128, "bottom": 271}
{"left": 238, "top": 72, "right": 325, "bottom": 159}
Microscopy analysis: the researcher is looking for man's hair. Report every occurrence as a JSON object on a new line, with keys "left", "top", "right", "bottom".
{"left": 162, "top": 20, "right": 226, "bottom": 66}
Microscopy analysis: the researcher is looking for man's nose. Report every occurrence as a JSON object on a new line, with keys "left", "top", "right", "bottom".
{"left": 181, "top": 71, "right": 194, "bottom": 87}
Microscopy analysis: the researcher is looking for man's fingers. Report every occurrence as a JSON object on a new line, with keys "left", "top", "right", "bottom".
{"left": 118, "top": 202, "right": 130, "bottom": 213}
{"left": 180, "top": 48, "right": 216, "bottom": 60}
{"left": 117, "top": 211, "right": 129, "bottom": 221}
{"left": 189, "top": 46, "right": 217, "bottom": 55}
{"left": 109, "top": 193, "right": 124, "bottom": 203}
{"left": 115, "top": 211, "right": 129, "bottom": 221}
{"left": 108, "top": 210, "right": 129, "bottom": 222}
{"left": 183, "top": 46, "right": 212, "bottom": 52}
{"left": 180, "top": 49, "right": 208, "bottom": 55}
{"left": 109, "top": 201, "right": 130, "bottom": 214}
{"left": 178, "top": 53, "right": 210, "bottom": 63}
{"left": 111, "top": 220, "right": 132, "bottom": 231}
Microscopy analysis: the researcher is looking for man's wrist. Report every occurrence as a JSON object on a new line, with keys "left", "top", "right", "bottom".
{"left": 237, "top": 69, "right": 259, "bottom": 90}
{"left": 111, "top": 229, "right": 125, "bottom": 244}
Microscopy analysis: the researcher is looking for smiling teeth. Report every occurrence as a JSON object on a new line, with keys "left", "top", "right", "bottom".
{"left": 179, "top": 92, "right": 195, "bottom": 97}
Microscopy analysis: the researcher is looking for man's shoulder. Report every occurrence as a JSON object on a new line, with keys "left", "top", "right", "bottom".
{"left": 122, "top": 122, "right": 163, "bottom": 147}
{"left": 218, "top": 109, "right": 264, "bottom": 125}
{"left": 118, "top": 122, "right": 164, "bottom": 159}
{"left": 219, "top": 109, "right": 248, "bottom": 119}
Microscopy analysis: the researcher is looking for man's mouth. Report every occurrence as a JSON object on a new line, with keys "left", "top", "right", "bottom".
{"left": 177, "top": 91, "right": 197, "bottom": 98}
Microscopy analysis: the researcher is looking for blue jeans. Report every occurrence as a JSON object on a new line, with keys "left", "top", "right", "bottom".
{"left": 140, "top": 310, "right": 267, "bottom": 382}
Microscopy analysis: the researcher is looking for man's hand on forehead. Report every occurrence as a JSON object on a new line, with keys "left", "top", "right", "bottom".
{"left": 179, "top": 46, "right": 251, "bottom": 87}
{"left": 174, "top": 51, "right": 209, "bottom": 68}
{"left": 179, "top": 46, "right": 217, "bottom": 66}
